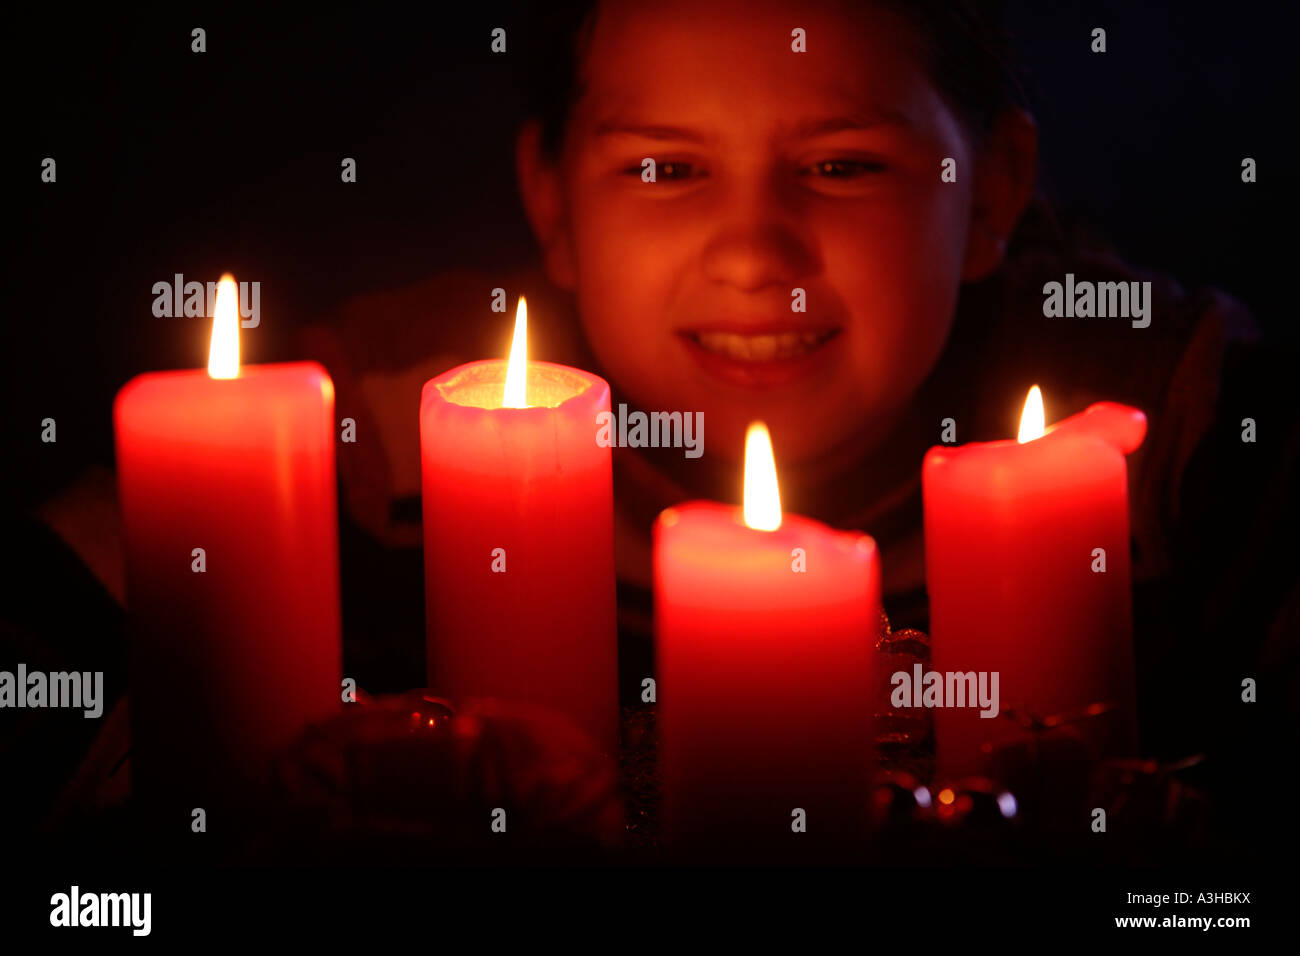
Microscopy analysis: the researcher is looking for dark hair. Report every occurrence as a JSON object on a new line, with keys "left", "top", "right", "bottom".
{"left": 516, "top": 0, "right": 1023, "bottom": 160}
{"left": 880, "top": 0, "right": 1021, "bottom": 134}
{"left": 515, "top": 0, "right": 602, "bottom": 160}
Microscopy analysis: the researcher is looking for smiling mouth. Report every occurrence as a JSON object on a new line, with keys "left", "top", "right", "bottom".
{"left": 680, "top": 328, "right": 841, "bottom": 362}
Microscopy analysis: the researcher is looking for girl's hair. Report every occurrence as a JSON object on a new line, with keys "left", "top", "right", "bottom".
{"left": 517, "top": 0, "right": 1024, "bottom": 161}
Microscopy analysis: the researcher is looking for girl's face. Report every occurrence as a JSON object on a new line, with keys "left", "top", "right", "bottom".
{"left": 526, "top": 0, "right": 1018, "bottom": 467}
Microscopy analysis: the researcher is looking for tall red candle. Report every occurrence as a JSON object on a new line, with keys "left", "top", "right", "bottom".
{"left": 923, "top": 388, "right": 1147, "bottom": 778}
{"left": 114, "top": 276, "right": 341, "bottom": 816}
{"left": 420, "top": 298, "right": 618, "bottom": 753}
{"left": 654, "top": 423, "right": 879, "bottom": 849}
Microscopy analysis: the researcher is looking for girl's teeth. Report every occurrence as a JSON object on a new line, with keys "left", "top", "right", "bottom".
{"left": 694, "top": 331, "right": 830, "bottom": 361}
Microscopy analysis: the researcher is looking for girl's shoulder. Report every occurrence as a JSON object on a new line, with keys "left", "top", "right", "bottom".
{"left": 974, "top": 242, "right": 1259, "bottom": 434}
{"left": 293, "top": 265, "right": 579, "bottom": 547}
{"left": 994, "top": 242, "right": 1262, "bottom": 580}
{"left": 299, "top": 265, "right": 582, "bottom": 378}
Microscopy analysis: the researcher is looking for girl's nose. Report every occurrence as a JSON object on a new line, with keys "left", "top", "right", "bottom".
{"left": 700, "top": 179, "right": 818, "bottom": 293}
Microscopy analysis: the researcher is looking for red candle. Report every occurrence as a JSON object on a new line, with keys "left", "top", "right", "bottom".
{"left": 654, "top": 423, "right": 879, "bottom": 849}
{"left": 114, "top": 275, "right": 341, "bottom": 815}
{"left": 420, "top": 298, "right": 618, "bottom": 753}
{"left": 923, "top": 387, "right": 1147, "bottom": 777}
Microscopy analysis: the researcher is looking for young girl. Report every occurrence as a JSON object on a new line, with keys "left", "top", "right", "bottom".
{"left": 303, "top": 0, "right": 1274, "bottom": 720}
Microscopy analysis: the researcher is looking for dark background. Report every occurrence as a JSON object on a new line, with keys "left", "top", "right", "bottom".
{"left": 6, "top": 0, "right": 1294, "bottom": 511}
{"left": 1, "top": 2, "right": 1296, "bottom": 895}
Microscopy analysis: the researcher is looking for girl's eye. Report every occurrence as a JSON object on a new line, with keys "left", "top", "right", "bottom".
{"left": 803, "top": 159, "right": 886, "bottom": 178}
{"left": 623, "top": 160, "right": 705, "bottom": 181}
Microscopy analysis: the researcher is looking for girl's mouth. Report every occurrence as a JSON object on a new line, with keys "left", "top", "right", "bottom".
{"left": 685, "top": 328, "right": 839, "bottom": 361}
{"left": 676, "top": 326, "right": 843, "bottom": 387}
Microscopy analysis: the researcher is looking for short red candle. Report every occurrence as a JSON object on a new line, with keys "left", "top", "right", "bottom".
{"left": 114, "top": 277, "right": 341, "bottom": 814}
{"left": 420, "top": 301, "right": 618, "bottom": 753}
{"left": 654, "top": 425, "right": 879, "bottom": 848}
{"left": 923, "top": 392, "right": 1147, "bottom": 777}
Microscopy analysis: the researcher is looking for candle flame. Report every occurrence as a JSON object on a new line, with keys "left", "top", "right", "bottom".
{"left": 207, "top": 274, "right": 240, "bottom": 379}
{"left": 743, "top": 421, "right": 782, "bottom": 531}
{"left": 1017, "top": 385, "right": 1045, "bottom": 443}
{"left": 503, "top": 296, "right": 528, "bottom": 408}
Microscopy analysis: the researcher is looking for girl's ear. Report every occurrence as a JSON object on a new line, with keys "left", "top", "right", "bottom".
{"left": 961, "top": 106, "right": 1039, "bottom": 281}
{"left": 516, "top": 120, "right": 577, "bottom": 289}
